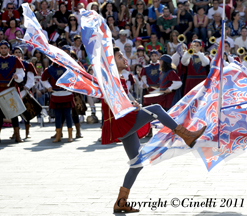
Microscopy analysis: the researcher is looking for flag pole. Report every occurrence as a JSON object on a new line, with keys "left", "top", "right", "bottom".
{"left": 217, "top": 0, "right": 226, "bottom": 148}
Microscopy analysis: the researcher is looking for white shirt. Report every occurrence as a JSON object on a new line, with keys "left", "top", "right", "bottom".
{"left": 207, "top": 7, "right": 223, "bottom": 19}
{"left": 216, "top": 36, "right": 234, "bottom": 48}
{"left": 234, "top": 36, "right": 247, "bottom": 49}
{"left": 115, "top": 39, "right": 133, "bottom": 55}
{"left": 123, "top": 52, "right": 137, "bottom": 68}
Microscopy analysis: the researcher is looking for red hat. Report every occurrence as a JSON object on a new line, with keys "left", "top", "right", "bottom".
{"left": 135, "top": 37, "right": 142, "bottom": 41}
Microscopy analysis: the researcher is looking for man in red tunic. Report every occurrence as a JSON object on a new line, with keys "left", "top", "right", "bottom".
{"left": 106, "top": 47, "right": 207, "bottom": 213}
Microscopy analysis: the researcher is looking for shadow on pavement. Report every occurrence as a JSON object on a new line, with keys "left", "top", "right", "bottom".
{"left": 77, "top": 140, "right": 119, "bottom": 152}
{"left": 195, "top": 211, "right": 246, "bottom": 216}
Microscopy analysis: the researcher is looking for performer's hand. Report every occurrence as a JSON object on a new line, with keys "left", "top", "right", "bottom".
{"left": 164, "top": 89, "right": 172, "bottom": 94}
{"left": 13, "top": 74, "right": 18, "bottom": 79}
{"left": 48, "top": 87, "right": 53, "bottom": 92}
{"left": 132, "top": 101, "right": 140, "bottom": 111}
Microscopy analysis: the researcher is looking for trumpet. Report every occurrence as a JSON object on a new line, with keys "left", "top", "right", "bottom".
{"left": 210, "top": 49, "right": 217, "bottom": 56}
{"left": 243, "top": 55, "right": 247, "bottom": 62}
{"left": 188, "top": 48, "right": 194, "bottom": 55}
{"left": 209, "top": 36, "right": 216, "bottom": 44}
{"left": 237, "top": 47, "right": 245, "bottom": 55}
{"left": 177, "top": 34, "right": 186, "bottom": 43}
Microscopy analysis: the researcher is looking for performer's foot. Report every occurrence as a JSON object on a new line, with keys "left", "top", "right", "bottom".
{"left": 51, "top": 132, "right": 63, "bottom": 138}
{"left": 68, "top": 128, "right": 73, "bottom": 142}
{"left": 53, "top": 128, "right": 61, "bottom": 143}
{"left": 172, "top": 124, "right": 207, "bottom": 148}
{"left": 25, "top": 124, "right": 31, "bottom": 139}
{"left": 75, "top": 123, "right": 83, "bottom": 138}
{"left": 113, "top": 187, "right": 140, "bottom": 213}
{"left": 14, "top": 127, "right": 23, "bottom": 143}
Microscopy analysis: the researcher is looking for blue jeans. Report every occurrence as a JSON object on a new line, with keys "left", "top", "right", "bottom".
{"left": 194, "top": 27, "right": 207, "bottom": 44}
{"left": 54, "top": 108, "right": 73, "bottom": 128}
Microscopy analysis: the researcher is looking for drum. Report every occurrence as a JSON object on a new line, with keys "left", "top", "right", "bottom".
{"left": 0, "top": 87, "right": 26, "bottom": 119}
{"left": 21, "top": 90, "right": 42, "bottom": 121}
{"left": 73, "top": 93, "right": 87, "bottom": 115}
{"left": 143, "top": 91, "right": 165, "bottom": 106}
{"left": 51, "top": 91, "right": 72, "bottom": 97}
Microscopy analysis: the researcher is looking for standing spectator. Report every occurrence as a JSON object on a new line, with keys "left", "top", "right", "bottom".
{"left": 100, "top": 1, "right": 118, "bottom": 24}
{"left": 207, "top": 12, "right": 222, "bottom": 38}
{"left": 230, "top": 0, "right": 247, "bottom": 23}
{"left": 175, "top": 2, "right": 193, "bottom": 44}
{"left": 73, "top": 3, "right": 84, "bottom": 26}
{"left": 157, "top": 6, "right": 176, "bottom": 45}
{"left": 234, "top": 26, "right": 247, "bottom": 53}
{"left": 4, "top": 18, "right": 23, "bottom": 44}
{"left": 144, "top": 32, "right": 165, "bottom": 54}
{"left": 115, "top": 29, "right": 133, "bottom": 54}
{"left": 53, "top": 2, "right": 72, "bottom": 35}
{"left": 192, "top": 0, "right": 209, "bottom": 14}
{"left": 166, "top": 30, "right": 179, "bottom": 56}
{"left": 2, "top": 3, "right": 20, "bottom": 28}
{"left": 131, "top": 0, "right": 149, "bottom": 25}
{"left": 207, "top": 0, "right": 223, "bottom": 22}
{"left": 35, "top": 0, "right": 54, "bottom": 36}
{"left": 228, "top": 11, "right": 245, "bottom": 39}
{"left": 193, "top": 6, "right": 208, "bottom": 44}
{"left": 106, "top": 15, "right": 119, "bottom": 39}
{"left": 132, "top": 13, "right": 151, "bottom": 38}
{"left": 148, "top": 0, "right": 164, "bottom": 34}
{"left": 65, "top": 14, "right": 81, "bottom": 46}
{"left": 118, "top": 2, "right": 130, "bottom": 30}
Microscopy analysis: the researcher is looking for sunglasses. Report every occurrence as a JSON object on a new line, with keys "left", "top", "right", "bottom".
{"left": 137, "top": 4, "right": 142, "bottom": 5}
{"left": 36, "top": 65, "right": 42, "bottom": 69}
{"left": 136, "top": 17, "right": 142, "bottom": 19}
{"left": 70, "top": 19, "right": 76, "bottom": 21}
{"left": 8, "top": 7, "right": 14, "bottom": 9}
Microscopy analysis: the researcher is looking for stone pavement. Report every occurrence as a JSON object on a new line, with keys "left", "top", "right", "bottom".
{"left": 0, "top": 105, "right": 246, "bottom": 216}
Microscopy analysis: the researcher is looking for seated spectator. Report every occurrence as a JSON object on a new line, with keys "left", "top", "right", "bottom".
{"left": 228, "top": 11, "right": 245, "bottom": 39}
{"left": 123, "top": 43, "right": 137, "bottom": 71}
{"left": 106, "top": 16, "right": 119, "bottom": 39}
{"left": 0, "top": 31, "right": 4, "bottom": 41}
{"left": 73, "top": 0, "right": 88, "bottom": 11}
{"left": 73, "top": 3, "right": 84, "bottom": 26}
{"left": 132, "top": 64, "right": 144, "bottom": 100}
{"left": 124, "top": 23, "right": 132, "bottom": 39}
{"left": 100, "top": 1, "right": 118, "bottom": 25}
{"left": 87, "top": 2, "right": 100, "bottom": 13}
{"left": 216, "top": 26, "right": 234, "bottom": 51}
{"left": 65, "top": 14, "right": 81, "bottom": 46}
{"left": 167, "top": 30, "right": 179, "bottom": 56}
{"left": 12, "top": 30, "right": 29, "bottom": 57}
{"left": 71, "top": 35, "right": 84, "bottom": 63}
{"left": 32, "top": 49, "right": 49, "bottom": 69}
{"left": 4, "top": 18, "right": 23, "bottom": 44}
{"left": 193, "top": 6, "right": 208, "bottom": 44}
{"left": 207, "top": 0, "right": 223, "bottom": 22}
{"left": 130, "top": 45, "right": 150, "bottom": 67}
{"left": 157, "top": 6, "right": 176, "bottom": 46}
{"left": 35, "top": 0, "right": 53, "bottom": 35}
{"left": 160, "top": 0, "right": 175, "bottom": 13}
{"left": 174, "top": 2, "right": 193, "bottom": 44}
{"left": 53, "top": 2, "right": 72, "bottom": 35}
{"left": 192, "top": 0, "right": 209, "bottom": 14}
{"left": 131, "top": 0, "right": 149, "bottom": 25}
{"left": 184, "top": 1, "right": 194, "bottom": 16}
{"left": 36, "top": 0, "right": 54, "bottom": 11}
{"left": 188, "top": 32, "right": 205, "bottom": 52}
{"left": 132, "top": 13, "right": 151, "bottom": 38}
{"left": 57, "top": 0, "right": 73, "bottom": 11}
{"left": 2, "top": 3, "right": 20, "bottom": 28}
{"left": 1, "top": 0, "right": 19, "bottom": 10}
{"left": 148, "top": 0, "right": 164, "bottom": 35}
{"left": 145, "top": 32, "right": 165, "bottom": 54}
{"left": 207, "top": 12, "right": 222, "bottom": 38}
{"left": 115, "top": 29, "right": 133, "bottom": 54}
{"left": 132, "top": 37, "right": 143, "bottom": 54}
{"left": 234, "top": 26, "right": 247, "bottom": 54}
{"left": 118, "top": 2, "right": 130, "bottom": 30}
{"left": 230, "top": 0, "right": 247, "bottom": 23}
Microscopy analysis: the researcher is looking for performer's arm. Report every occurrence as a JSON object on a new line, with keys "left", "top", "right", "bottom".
{"left": 197, "top": 52, "right": 210, "bottom": 67}
{"left": 181, "top": 51, "right": 191, "bottom": 66}
{"left": 171, "top": 52, "right": 180, "bottom": 67}
{"left": 168, "top": 81, "right": 182, "bottom": 91}
{"left": 24, "top": 72, "right": 35, "bottom": 90}
{"left": 41, "top": 80, "right": 52, "bottom": 90}
{"left": 227, "top": 55, "right": 234, "bottom": 63}
{"left": 14, "top": 68, "right": 25, "bottom": 83}
{"left": 141, "top": 75, "right": 149, "bottom": 88}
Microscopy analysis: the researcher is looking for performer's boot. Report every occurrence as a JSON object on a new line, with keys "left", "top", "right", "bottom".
{"left": 53, "top": 128, "right": 61, "bottom": 143}
{"left": 51, "top": 124, "right": 63, "bottom": 138}
{"left": 14, "top": 127, "right": 23, "bottom": 143}
{"left": 25, "top": 124, "right": 31, "bottom": 139}
{"left": 68, "top": 128, "right": 73, "bottom": 142}
{"left": 75, "top": 123, "right": 83, "bottom": 138}
{"left": 172, "top": 124, "right": 207, "bottom": 148}
{"left": 113, "top": 187, "right": 139, "bottom": 213}
{"left": 9, "top": 131, "right": 15, "bottom": 139}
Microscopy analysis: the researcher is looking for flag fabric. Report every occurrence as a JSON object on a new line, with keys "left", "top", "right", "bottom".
{"left": 79, "top": 9, "right": 135, "bottom": 119}
{"left": 20, "top": 3, "right": 102, "bottom": 98}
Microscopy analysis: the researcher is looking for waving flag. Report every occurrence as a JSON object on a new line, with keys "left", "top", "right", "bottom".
{"left": 20, "top": 3, "right": 102, "bottom": 98}
{"left": 79, "top": 9, "right": 135, "bottom": 119}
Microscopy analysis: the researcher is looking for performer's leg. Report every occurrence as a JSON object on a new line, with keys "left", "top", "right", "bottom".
{"left": 53, "top": 108, "right": 62, "bottom": 143}
{"left": 72, "top": 113, "right": 82, "bottom": 138}
{"left": 114, "top": 132, "right": 142, "bottom": 213}
{"left": 63, "top": 108, "right": 73, "bottom": 142}
{"left": 0, "top": 110, "right": 4, "bottom": 142}
{"left": 24, "top": 120, "right": 31, "bottom": 139}
{"left": 51, "top": 111, "right": 64, "bottom": 139}
{"left": 11, "top": 117, "right": 22, "bottom": 143}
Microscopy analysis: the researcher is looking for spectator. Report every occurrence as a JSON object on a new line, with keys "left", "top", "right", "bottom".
{"left": 2, "top": 3, "right": 20, "bottom": 28}
{"left": 160, "top": 0, "right": 175, "bottom": 13}
{"left": 216, "top": 26, "right": 234, "bottom": 51}
{"left": 57, "top": 0, "right": 73, "bottom": 11}
{"left": 4, "top": 18, "right": 23, "bottom": 44}
{"left": 73, "top": 3, "right": 84, "bottom": 26}
{"left": 100, "top": 1, "right": 118, "bottom": 24}
{"left": 124, "top": 23, "right": 132, "bottom": 39}
{"left": 148, "top": 0, "right": 164, "bottom": 34}
{"left": 207, "top": 12, "right": 222, "bottom": 38}
{"left": 53, "top": 2, "right": 72, "bottom": 34}
{"left": 145, "top": 32, "right": 165, "bottom": 54}
{"left": 90, "top": 2, "right": 100, "bottom": 13}
{"left": 36, "top": 0, "right": 54, "bottom": 11}
{"left": 184, "top": 1, "right": 194, "bottom": 16}
{"left": 230, "top": 0, "right": 247, "bottom": 23}
{"left": 123, "top": 43, "right": 137, "bottom": 71}
{"left": 157, "top": 6, "right": 176, "bottom": 45}
{"left": 234, "top": 26, "right": 247, "bottom": 53}
{"left": 175, "top": 2, "right": 193, "bottom": 44}
{"left": 32, "top": 49, "right": 49, "bottom": 69}
{"left": 115, "top": 29, "right": 133, "bottom": 54}
{"left": 130, "top": 45, "right": 150, "bottom": 67}
{"left": 1, "top": 0, "right": 19, "bottom": 10}
{"left": 35, "top": 0, "right": 53, "bottom": 35}
{"left": 107, "top": 16, "right": 119, "bottom": 39}
{"left": 131, "top": 0, "right": 149, "bottom": 25}
{"left": 12, "top": 30, "right": 29, "bottom": 57}
{"left": 0, "top": 31, "right": 4, "bottom": 41}
{"left": 71, "top": 35, "right": 84, "bottom": 63}
{"left": 228, "top": 11, "right": 245, "bottom": 39}
{"left": 132, "top": 64, "right": 144, "bottom": 100}
{"left": 207, "top": 0, "right": 223, "bottom": 21}
{"left": 132, "top": 13, "right": 151, "bottom": 38}
{"left": 166, "top": 30, "right": 179, "bottom": 56}
{"left": 132, "top": 37, "right": 143, "bottom": 54}
{"left": 118, "top": 2, "right": 130, "bottom": 30}
{"left": 192, "top": 0, "right": 209, "bottom": 14}
{"left": 65, "top": 14, "right": 81, "bottom": 46}
{"left": 193, "top": 6, "right": 208, "bottom": 44}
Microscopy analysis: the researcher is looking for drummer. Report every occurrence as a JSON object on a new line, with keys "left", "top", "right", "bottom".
{"left": 0, "top": 40, "right": 25, "bottom": 142}
{"left": 13, "top": 46, "right": 37, "bottom": 139}
{"left": 41, "top": 62, "right": 74, "bottom": 143}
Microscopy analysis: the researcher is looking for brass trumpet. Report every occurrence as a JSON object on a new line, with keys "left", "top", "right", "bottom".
{"left": 243, "top": 55, "right": 247, "bottom": 62}
{"left": 237, "top": 47, "right": 245, "bottom": 56}
{"left": 177, "top": 34, "right": 186, "bottom": 43}
{"left": 210, "top": 49, "right": 217, "bottom": 56}
{"left": 188, "top": 48, "right": 194, "bottom": 55}
{"left": 209, "top": 36, "right": 216, "bottom": 44}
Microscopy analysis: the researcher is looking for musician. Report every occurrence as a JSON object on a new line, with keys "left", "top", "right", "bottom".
{"left": 181, "top": 39, "right": 210, "bottom": 95}
{"left": 41, "top": 62, "right": 74, "bottom": 143}
{"left": 13, "top": 46, "right": 37, "bottom": 139}
{"left": 0, "top": 40, "right": 25, "bottom": 142}
{"left": 108, "top": 47, "right": 206, "bottom": 213}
